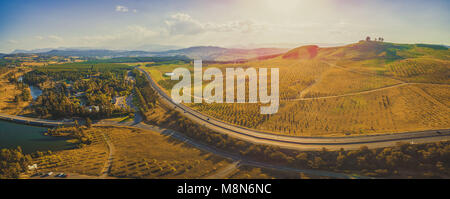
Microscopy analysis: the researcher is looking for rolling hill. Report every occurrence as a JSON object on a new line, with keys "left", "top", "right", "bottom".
{"left": 168, "top": 41, "right": 450, "bottom": 137}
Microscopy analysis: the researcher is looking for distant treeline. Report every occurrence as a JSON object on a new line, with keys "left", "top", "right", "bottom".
{"left": 86, "top": 56, "right": 191, "bottom": 64}
{"left": 23, "top": 63, "right": 132, "bottom": 85}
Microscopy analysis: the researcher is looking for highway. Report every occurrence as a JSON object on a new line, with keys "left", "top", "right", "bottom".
{"left": 137, "top": 67, "right": 450, "bottom": 151}
{"left": 0, "top": 113, "right": 74, "bottom": 127}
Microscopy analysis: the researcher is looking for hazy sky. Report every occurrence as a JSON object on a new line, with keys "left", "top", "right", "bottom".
{"left": 0, "top": 0, "right": 449, "bottom": 53}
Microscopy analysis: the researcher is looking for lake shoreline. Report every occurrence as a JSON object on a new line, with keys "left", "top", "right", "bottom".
{"left": 0, "top": 120, "right": 75, "bottom": 154}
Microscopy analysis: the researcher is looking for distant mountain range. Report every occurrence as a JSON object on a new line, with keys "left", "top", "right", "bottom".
{"left": 8, "top": 43, "right": 446, "bottom": 61}
{"left": 40, "top": 49, "right": 153, "bottom": 58}
{"left": 150, "top": 46, "right": 288, "bottom": 61}
{"left": 7, "top": 46, "right": 288, "bottom": 61}
{"left": 11, "top": 47, "right": 102, "bottom": 54}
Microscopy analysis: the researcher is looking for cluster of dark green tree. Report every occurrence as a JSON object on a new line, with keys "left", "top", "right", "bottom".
{"left": 34, "top": 82, "right": 131, "bottom": 119}
{"left": 23, "top": 64, "right": 134, "bottom": 119}
{"left": 13, "top": 83, "right": 31, "bottom": 103}
{"left": 0, "top": 147, "right": 32, "bottom": 179}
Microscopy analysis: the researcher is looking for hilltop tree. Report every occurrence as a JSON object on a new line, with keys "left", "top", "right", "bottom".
{"left": 366, "top": 36, "right": 371, "bottom": 41}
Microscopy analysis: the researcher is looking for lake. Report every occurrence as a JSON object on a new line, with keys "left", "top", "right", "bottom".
{"left": 29, "top": 85, "right": 42, "bottom": 100}
{"left": 18, "top": 76, "right": 42, "bottom": 100}
{"left": 0, "top": 120, "right": 74, "bottom": 154}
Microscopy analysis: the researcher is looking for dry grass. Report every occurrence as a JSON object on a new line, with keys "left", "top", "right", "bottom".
{"left": 188, "top": 84, "right": 449, "bottom": 136}
{"left": 416, "top": 84, "right": 450, "bottom": 108}
{"left": 0, "top": 68, "right": 32, "bottom": 115}
{"left": 105, "top": 126, "right": 231, "bottom": 179}
{"left": 32, "top": 128, "right": 108, "bottom": 176}
{"left": 262, "top": 85, "right": 449, "bottom": 136}
{"left": 302, "top": 67, "right": 402, "bottom": 98}
{"left": 386, "top": 58, "right": 450, "bottom": 83}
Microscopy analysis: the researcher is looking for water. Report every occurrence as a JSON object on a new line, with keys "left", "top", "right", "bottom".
{"left": 18, "top": 76, "right": 42, "bottom": 100}
{"left": 29, "top": 85, "right": 42, "bottom": 100}
{"left": 0, "top": 120, "right": 74, "bottom": 154}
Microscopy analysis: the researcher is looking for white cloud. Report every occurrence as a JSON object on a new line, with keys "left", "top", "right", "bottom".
{"left": 127, "top": 25, "right": 158, "bottom": 37}
{"left": 204, "top": 20, "right": 265, "bottom": 33}
{"left": 133, "top": 9, "right": 138, "bottom": 13}
{"left": 165, "top": 13, "right": 265, "bottom": 35}
{"left": 8, "top": 40, "right": 18, "bottom": 44}
{"left": 35, "top": 36, "right": 44, "bottom": 40}
{"left": 165, "top": 13, "right": 204, "bottom": 35}
{"left": 115, "top": 5, "right": 129, "bottom": 12}
{"left": 48, "top": 35, "right": 63, "bottom": 42}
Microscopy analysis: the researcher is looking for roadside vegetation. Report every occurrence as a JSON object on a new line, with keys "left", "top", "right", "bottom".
{"left": 228, "top": 165, "right": 326, "bottom": 179}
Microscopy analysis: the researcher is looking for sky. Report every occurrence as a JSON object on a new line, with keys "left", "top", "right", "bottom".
{"left": 0, "top": 0, "right": 449, "bottom": 53}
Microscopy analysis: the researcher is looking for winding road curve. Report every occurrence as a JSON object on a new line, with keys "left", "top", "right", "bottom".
{"left": 137, "top": 67, "right": 450, "bottom": 151}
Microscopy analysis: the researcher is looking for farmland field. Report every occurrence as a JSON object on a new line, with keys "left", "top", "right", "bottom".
{"left": 31, "top": 126, "right": 232, "bottom": 178}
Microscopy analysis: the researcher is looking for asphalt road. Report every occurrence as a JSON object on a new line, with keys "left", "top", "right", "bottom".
{"left": 0, "top": 113, "right": 74, "bottom": 127}
{"left": 137, "top": 67, "right": 450, "bottom": 151}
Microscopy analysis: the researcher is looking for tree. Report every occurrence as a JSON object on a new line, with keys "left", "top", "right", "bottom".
{"left": 86, "top": 117, "right": 92, "bottom": 128}
{"left": 366, "top": 36, "right": 371, "bottom": 41}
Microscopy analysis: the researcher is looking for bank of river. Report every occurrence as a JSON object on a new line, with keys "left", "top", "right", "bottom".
{"left": 0, "top": 120, "right": 74, "bottom": 154}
